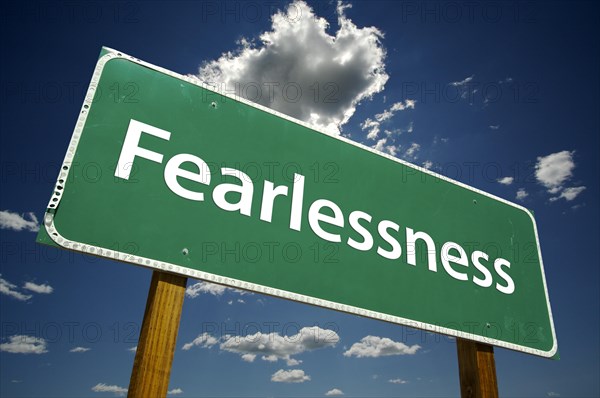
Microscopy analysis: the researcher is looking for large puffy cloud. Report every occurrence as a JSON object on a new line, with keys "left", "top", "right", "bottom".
{"left": 343, "top": 335, "right": 420, "bottom": 358}
{"left": 198, "top": 0, "right": 388, "bottom": 134}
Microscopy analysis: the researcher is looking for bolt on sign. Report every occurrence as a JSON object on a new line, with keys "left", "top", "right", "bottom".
{"left": 38, "top": 47, "right": 557, "bottom": 358}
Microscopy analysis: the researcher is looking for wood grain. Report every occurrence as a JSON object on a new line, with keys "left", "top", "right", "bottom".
{"left": 456, "top": 338, "right": 499, "bottom": 398}
{"left": 128, "top": 271, "right": 187, "bottom": 398}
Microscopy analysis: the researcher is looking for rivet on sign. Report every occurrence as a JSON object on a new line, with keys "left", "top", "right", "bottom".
{"left": 210, "top": 101, "right": 217, "bottom": 109}
{"left": 182, "top": 248, "right": 189, "bottom": 256}
{"left": 486, "top": 323, "right": 491, "bottom": 328}
{"left": 473, "top": 199, "right": 477, "bottom": 204}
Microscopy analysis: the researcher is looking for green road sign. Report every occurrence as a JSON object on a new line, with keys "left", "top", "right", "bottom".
{"left": 38, "top": 47, "right": 557, "bottom": 358}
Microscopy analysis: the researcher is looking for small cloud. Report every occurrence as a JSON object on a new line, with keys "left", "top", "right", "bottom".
{"left": 450, "top": 75, "right": 474, "bottom": 87}
{"left": 516, "top": 188, "right": 528, "bottom": 201}
{"left": 547, "top": 392, "right": 560, "bottom": 397}
{"left": 404, "top": 143, "right": 421, "bottom": 160}
{"left": 241, "top": 353, "right": 256, "bottom": 362}
{"left": 181, "top": 332, "right": 219, "bottom": 351}
{"left": 550, "top": 186, "right": 586, "bottom": 202}
{"left": 286, "top": 357, "right": 302, "bottom": 366}
{"left": 91, "top": 383, "right": 128, "bottom": 396}
{"left": 271, "top": 369, "right": 310, "bottom": 383}
{"left": 343, "top": 336, "right": 420, "bottom": 358}
{"left": 0, "top": 210, "right": 39, "bottom": 232}
{"left": 128, "top": 346, "right": 137, "bottom": 353}
{"left": 497, "top": 176, "right": 514, "bottom": 185}
{"left": 185, "top": 281, "right": 250, "bottom": 298}
{"left": 389, "top": 378, "right": 408, "bottom": 384}
{"left": 361, "top": 118, "right": 380, "bottom": 140}
{"left": 489, "top": 125, "right": 500, "bottom": 130}
{"left": 23, "top": 282, "right": 53, "bottom": 294}
{"left": 535, "top": 150, "right": 576, "bottom": 193}
{"left": 571, "top": 203, "right": 585, "bottom": 211}
{"left": 70, "top": 347, "right": 91, "bottom": 353}
{"left": 0, "top": 275, "right": 32, "bottom": 301}
{"left": 0, "top": 335, "right": 48, "bottom": 354}
{"left": 422, "top": 160, "right": 433, "bottom": 170}
{"left": 168, "top": 388, "right": 183, "bottom": 395}
{"left": 325, "top": 388, "right": 345, "bottom": 396}
{"left": 11, "top": 380, "right": 22, "bottom": 383}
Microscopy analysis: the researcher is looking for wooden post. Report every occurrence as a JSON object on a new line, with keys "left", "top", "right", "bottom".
{"left": 456, "top": 338, "right": 499, "bottom": 398}
{"left": 128, "top": 271, "right": 187, "bottom": 398}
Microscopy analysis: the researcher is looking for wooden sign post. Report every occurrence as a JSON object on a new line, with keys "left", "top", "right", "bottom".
{"left": 128, "top": 271, "right": 187, "bottom": 398}
{"left": 457, "top": 338, "right": 499, "bottom": 398}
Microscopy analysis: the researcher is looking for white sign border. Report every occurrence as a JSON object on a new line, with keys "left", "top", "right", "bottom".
{"left": 43, "top": 47, "right": 558, "bottom": 358}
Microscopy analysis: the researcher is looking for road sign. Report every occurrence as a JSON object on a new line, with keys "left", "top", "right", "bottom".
{"left": 38, "top": 47, "right": 557, "bottom": 357}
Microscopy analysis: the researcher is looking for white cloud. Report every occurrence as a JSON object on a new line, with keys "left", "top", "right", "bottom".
{"left": 422, "top": 160, "right": 433, "bottom": 170}
{"left": 361, "top": 118, "right": 380, "bottom": 140}
{"left": 241, "top": 353, "right": 256, "bottom": 362}
{"left": 535, "top": 150, "right": 575, "bottom": 193}
{"left": 185, "top": 281, "right": 227, "bottom": 297}
{"left": 550, "top": 186, "right": 586, "bottom": 202}
{"left": 389, "top": 378, "right": 408, "bottom": 384}
{"left": 372, "top": 137, "right": 387, "bottom": 152}
{"left": 450, "top": 75, "right": 474, "bottom": 87}
{"left": 181, "top": 332, "right": 219, "bottom": 351}
{"left": 23, "top": 282, "right": 53, "bottom": 294}
{"left": 489, "top": 125, "right": 500, "bottom": 130}
{"left": 516, "top": 188, "right": 528, "bottom": 201}
{"left": 547, "top": 392, "right": 560, "bottom": 397}
{"left": 0, "top": 335, "right": 48, "bottom": 354}
{"left": 404, "top": 142, "right": 421, "bottom": 160}
{"left": 371, "top": 137, "right": 398, "bottom": 157}
{"left": 271, "top": 369, "right": 310, "bottom": 383}
{"left": 128, "top": 346, "right": 137, "bottom": 352}
{"left": 70, "top": 347, "right": 91, "bottom": 353}
{"left": 198, "top": 0, "right": 388, "bottom": 135}
{"left": 325, "top": 388, "right": 345, "bottom": 396}
{"left": 375, "top": 99, "right": 416, "bottom": 122}
{"left": 185, "top": 326, "right": 338, "bottom": 364}
{"left": 91, "top": 383, "right": 127, "bottom": 396}
{"left": 343, "top": 336, "right": 420, "bottom": 358}
{"left": 0, "top": 210, "right": 39, "bottom": 232}
{"left": 168, "top": 388, "right": 183, "bottom": 395}
{"left": 220, "top": 326, "right": 338, "bottom": 363}
{"left": 363, "top": 100, "right": 415, "bottom": 140}
{"left": 0, "top": 275, "right": 32, "bottom": 301}
{"left": 286, "top": 357, "right": 302, "bottom": 366}
{"left": 497, "top": 176, "right": 514, "bottom": 185}
{"left": 185, "top": 281, "right": 250, "bottom": 298}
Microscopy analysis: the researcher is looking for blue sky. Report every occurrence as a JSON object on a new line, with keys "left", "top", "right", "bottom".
{"left": 1, "top": 1, "right": 599, "bottom": 397}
